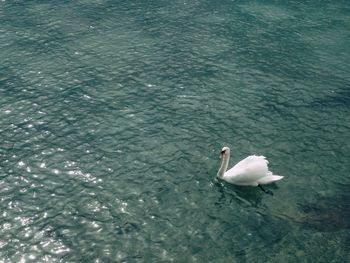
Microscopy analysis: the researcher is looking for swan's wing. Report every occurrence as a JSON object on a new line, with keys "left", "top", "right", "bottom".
{"left": 233, "top": 155, "right": 269, "bottom": 170}
{"left": 224, "top": 155, "right": 269, "bottom": 186}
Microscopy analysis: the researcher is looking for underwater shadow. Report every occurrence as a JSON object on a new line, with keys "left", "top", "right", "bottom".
{"left": 296, "top": 192, "right": 350, "bottom": 232}
{"left": 311, "top": 88, "right": 350, "bottom": 108}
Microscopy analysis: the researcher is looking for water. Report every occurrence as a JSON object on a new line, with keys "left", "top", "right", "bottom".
{"left": 1, "top": 0, "right": 349, "bottom": 262}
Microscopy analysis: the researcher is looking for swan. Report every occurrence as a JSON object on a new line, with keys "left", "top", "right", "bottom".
{"left": 217, "top": 146, "right": 283, "bottom": 195}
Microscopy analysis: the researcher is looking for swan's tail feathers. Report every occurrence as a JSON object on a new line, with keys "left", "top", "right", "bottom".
{"left": 258, "top": 173, "right": 284, "bottom": 185}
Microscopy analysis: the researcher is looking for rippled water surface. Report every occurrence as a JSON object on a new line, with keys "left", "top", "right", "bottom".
{"left": 1, "top": 0, "right": 350, "bottom": 262}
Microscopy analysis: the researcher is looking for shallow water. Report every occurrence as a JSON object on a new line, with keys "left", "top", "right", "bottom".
{"left": 1, "top": 0, "right": 350, "bottom": 262}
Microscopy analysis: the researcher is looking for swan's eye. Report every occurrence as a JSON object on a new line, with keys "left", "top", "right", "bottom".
{"left": 219, "top": 150, "right": 225, "bottom": 158}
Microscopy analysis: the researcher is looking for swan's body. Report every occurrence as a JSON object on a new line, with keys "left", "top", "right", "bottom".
{"left": 217, "top": 147, "right": 283, "bottom": 189}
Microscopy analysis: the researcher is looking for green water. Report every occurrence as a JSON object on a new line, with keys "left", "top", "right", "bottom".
{"left": 1, "top": 0, "right": 350, "bottom": 262}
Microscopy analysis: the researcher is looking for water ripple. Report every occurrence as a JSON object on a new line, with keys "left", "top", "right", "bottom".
{"left": 0, "top": 0, "right": 349, "bottom": 261}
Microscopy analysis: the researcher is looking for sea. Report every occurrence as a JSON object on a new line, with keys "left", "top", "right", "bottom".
{"left": 0, "top": 0, "right": 349, "bottom": 262}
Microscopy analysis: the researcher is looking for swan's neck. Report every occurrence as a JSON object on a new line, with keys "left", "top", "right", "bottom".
{"left": 217, "top": 152, "right": 230, "bottom": 178}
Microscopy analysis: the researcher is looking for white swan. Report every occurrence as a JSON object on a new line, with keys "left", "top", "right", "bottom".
{"left": 217, "top": 146, "right": 283, "bottom": 194}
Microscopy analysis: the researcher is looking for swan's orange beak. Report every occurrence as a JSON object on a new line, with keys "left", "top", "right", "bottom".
{"left": 219, "top": 150, "right": 225, "bottom": 159}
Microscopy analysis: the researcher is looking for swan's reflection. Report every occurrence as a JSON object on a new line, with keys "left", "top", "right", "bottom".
{"left": 213, "top": 178, "right": 265, "bottom": 207}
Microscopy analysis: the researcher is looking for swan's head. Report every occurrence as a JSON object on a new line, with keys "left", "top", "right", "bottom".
{"left": 220, "top": 146, "right": 230, "bottom": 159}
